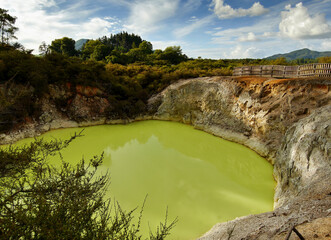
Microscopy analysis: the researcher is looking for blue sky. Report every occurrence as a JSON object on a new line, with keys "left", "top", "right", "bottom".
{"left": 2, "top": 0, "right": 331, "bottom": 58}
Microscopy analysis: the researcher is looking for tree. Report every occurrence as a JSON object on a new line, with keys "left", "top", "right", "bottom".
{"left": 139, "top": 41, "right": 153, "bottom": 54}
{"left": 0, "top": 134, "right": 177, "bottom": 239}
{"left": 99, "top": 32, "right": 143, "bottom": 53}
{"left": 125, "top": 41, "right": 153, "bottom": 63}
{"left": 39, "top": 41, "right": 50, "bottom": 56}
{"left": 159, "top": 46, "right": 188, "bottom": 64}
{"left": 270, "top": 57, "right": 288, "bottom": 65}
{"left": 0, "top": 8, "right": 18, "bottom": 45}
{"left": 152, "top": 49, "right": 163, "bottom": 59}
{"left": 12, "top": 42, "right": 33, "bottom": 54}
{"left": 50, "top": 37, "right": 77, "bottom": 57}
{"left": 81, "top": 40, "right": 111, "bottom": 61}
{"left": 317, "top": 56, "right": 331, "bottom": 63}
{"left": 81, "top": 40, "right": 103, "bottom": 59}
{"left": 106, "top": 49, "right": 129, "bottom": 64}
{"left": 91, "top": 44, "right": 110, "bottom": 61}
{"left": 126, "top": 48, "right": 145, "bottom": 62}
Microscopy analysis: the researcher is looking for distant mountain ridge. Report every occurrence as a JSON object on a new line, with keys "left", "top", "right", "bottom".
{"left": 75, "top": 39, "right": 89, "bottom": 50}
{"left": 266, "top": 48, "right": 331, "bottom": 60}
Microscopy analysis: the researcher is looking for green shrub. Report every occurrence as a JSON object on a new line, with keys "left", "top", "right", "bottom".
{"left": 0, "top": 135, "right": 177, "bottom": 239}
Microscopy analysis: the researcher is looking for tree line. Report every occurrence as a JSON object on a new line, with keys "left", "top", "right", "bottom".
{"left": 45, "top": 35, "right": 331, "bottom": 66}
{"left": 43, "top": 33, "right": 188, "bottom": 65}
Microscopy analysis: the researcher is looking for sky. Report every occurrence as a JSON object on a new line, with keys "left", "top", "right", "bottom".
{"left": 2, "top": 0, "right": 331, "bottom": 59}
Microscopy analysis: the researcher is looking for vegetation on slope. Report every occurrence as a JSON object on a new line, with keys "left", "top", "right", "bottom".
{"left": 1, "top": 39, "right": 330, "bottom": 134}
{"left": 1, "top": 6, "right": 331, "bottom": 134}
{"left": 265, "top": 48, "right": 331, "bottom": 61}
{"left": 0, "top": 46, "right": 235, "bottom": 132}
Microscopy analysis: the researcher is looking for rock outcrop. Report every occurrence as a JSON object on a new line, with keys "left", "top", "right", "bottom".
{"left": 0, "top": 83, "right": 112, "bottom": 144}
{"left": 148, "top": 76, "right": 331, "bottom": 239}
{"left": 1, "top": 76, "right": 330, "bottom": 239}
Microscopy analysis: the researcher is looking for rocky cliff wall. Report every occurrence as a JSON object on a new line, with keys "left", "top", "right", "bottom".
{"left": 148, "top": 76, "right": 331, "bottom": 239}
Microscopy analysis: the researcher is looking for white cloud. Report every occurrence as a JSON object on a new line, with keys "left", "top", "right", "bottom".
{"left": 263, "top": 32, "right": 277, "bottom": 38}
{"left": 103, "top": 0, "right": 131, "bottom": 7}
{"left": 37, "top": 0, "right": 56, "bottom": 8}
{"left": 321, "top": 40, "right": 331, "bottom": 50}
{"left": 76, "top": 17, "right": 120, "bottom": 39}
{"left": 279, "top": 2, "right": 331, "bottom": 39}
{"left": 211, "top": 24, "right": 273, "bottom": 45}
{"left": 1, "top": 0, "right": 120, "bottom": 52}
{"left": 185, "top": 45, "right": 266, "bottom": 59}
{"left": 227, "top": 45, "right": 265, "bottom": 59}
{"left": 173, "top": 15, "right": 214, "bottom": 38}
{"left": 188, "top": 16, "right": 198, "bottom": 22}
{"left": 238, "top": 32, "right": 259, "bottom": 42}
{"left": 212, "top": 0, "right": 268, "bottom": 19}
{"left": 151, "top": 40, "right": 187, "bottom": 50}
{"left": 124, "top": 0, "right": 179, "bottom": 35}
{"left": 184, "top": 47, "right": 222, "bottom": 59}
{"left": 182, "top": 0, "right": 203, "bottom": 13}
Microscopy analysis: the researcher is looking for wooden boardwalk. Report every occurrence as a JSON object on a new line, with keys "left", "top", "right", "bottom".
{"left": 233, "top": 63, "right": 331, "bottom": 78}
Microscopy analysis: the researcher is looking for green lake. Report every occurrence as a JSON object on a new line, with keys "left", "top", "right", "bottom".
{"left": 12, "top": 120, "right": 275, "bottom": 239}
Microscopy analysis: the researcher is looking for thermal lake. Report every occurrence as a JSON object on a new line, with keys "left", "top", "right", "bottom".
{"left": 12, "top": 120, "right": 275, "bottom": 239}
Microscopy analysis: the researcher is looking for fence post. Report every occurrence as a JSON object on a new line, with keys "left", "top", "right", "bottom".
{"left": 260, "top": 66, "right": 262, "bottom": 77}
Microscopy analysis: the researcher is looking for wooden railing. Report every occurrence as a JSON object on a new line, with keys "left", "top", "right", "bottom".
{"left": 233, "top": 63, "right": 331, "bottom": 78}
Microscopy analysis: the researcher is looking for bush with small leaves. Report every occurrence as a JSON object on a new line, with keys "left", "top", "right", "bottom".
{"left": 0, "top": 133, "right": 177, "bottom": 239}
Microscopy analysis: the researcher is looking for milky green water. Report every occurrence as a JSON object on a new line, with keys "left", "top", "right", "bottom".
{"left": 12, "top": 120, "right": 274, "bottom": 240}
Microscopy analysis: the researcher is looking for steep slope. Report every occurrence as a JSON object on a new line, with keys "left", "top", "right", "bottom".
{"left": 149, "top": 76, "right": 331, "bottom": 239}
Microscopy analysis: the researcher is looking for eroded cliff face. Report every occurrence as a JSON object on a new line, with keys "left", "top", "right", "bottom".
{"left": 0, "top": 83, "right": 114, "bottom": 143}
{"left": 275, "top": 106, "right": 331, "bottom": 206}
{"left": 148, "top": 76, "right": 331, "bottom": 239}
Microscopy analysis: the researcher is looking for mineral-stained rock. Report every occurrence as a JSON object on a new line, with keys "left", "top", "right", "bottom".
{"left": 149, "top": 76, "right": 331, "bottom": 239}
{"left": 274, "top": 105, "right": 331, "bottom": 207}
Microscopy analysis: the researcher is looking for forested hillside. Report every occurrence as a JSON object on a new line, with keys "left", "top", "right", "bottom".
{"left": 266, "top": 48, "right": 331, "bottom": 61}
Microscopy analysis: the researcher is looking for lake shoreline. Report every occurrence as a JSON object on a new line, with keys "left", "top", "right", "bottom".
{"left": 1, "top": 76, "right": 330, "bottom": 239}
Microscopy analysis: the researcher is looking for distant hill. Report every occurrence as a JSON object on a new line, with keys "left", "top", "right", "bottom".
{"left": 75, "top": 39, "right": 89, "bottom": 50}
{"left": 266, "top": 48, "right": 331, "bottom": 60}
